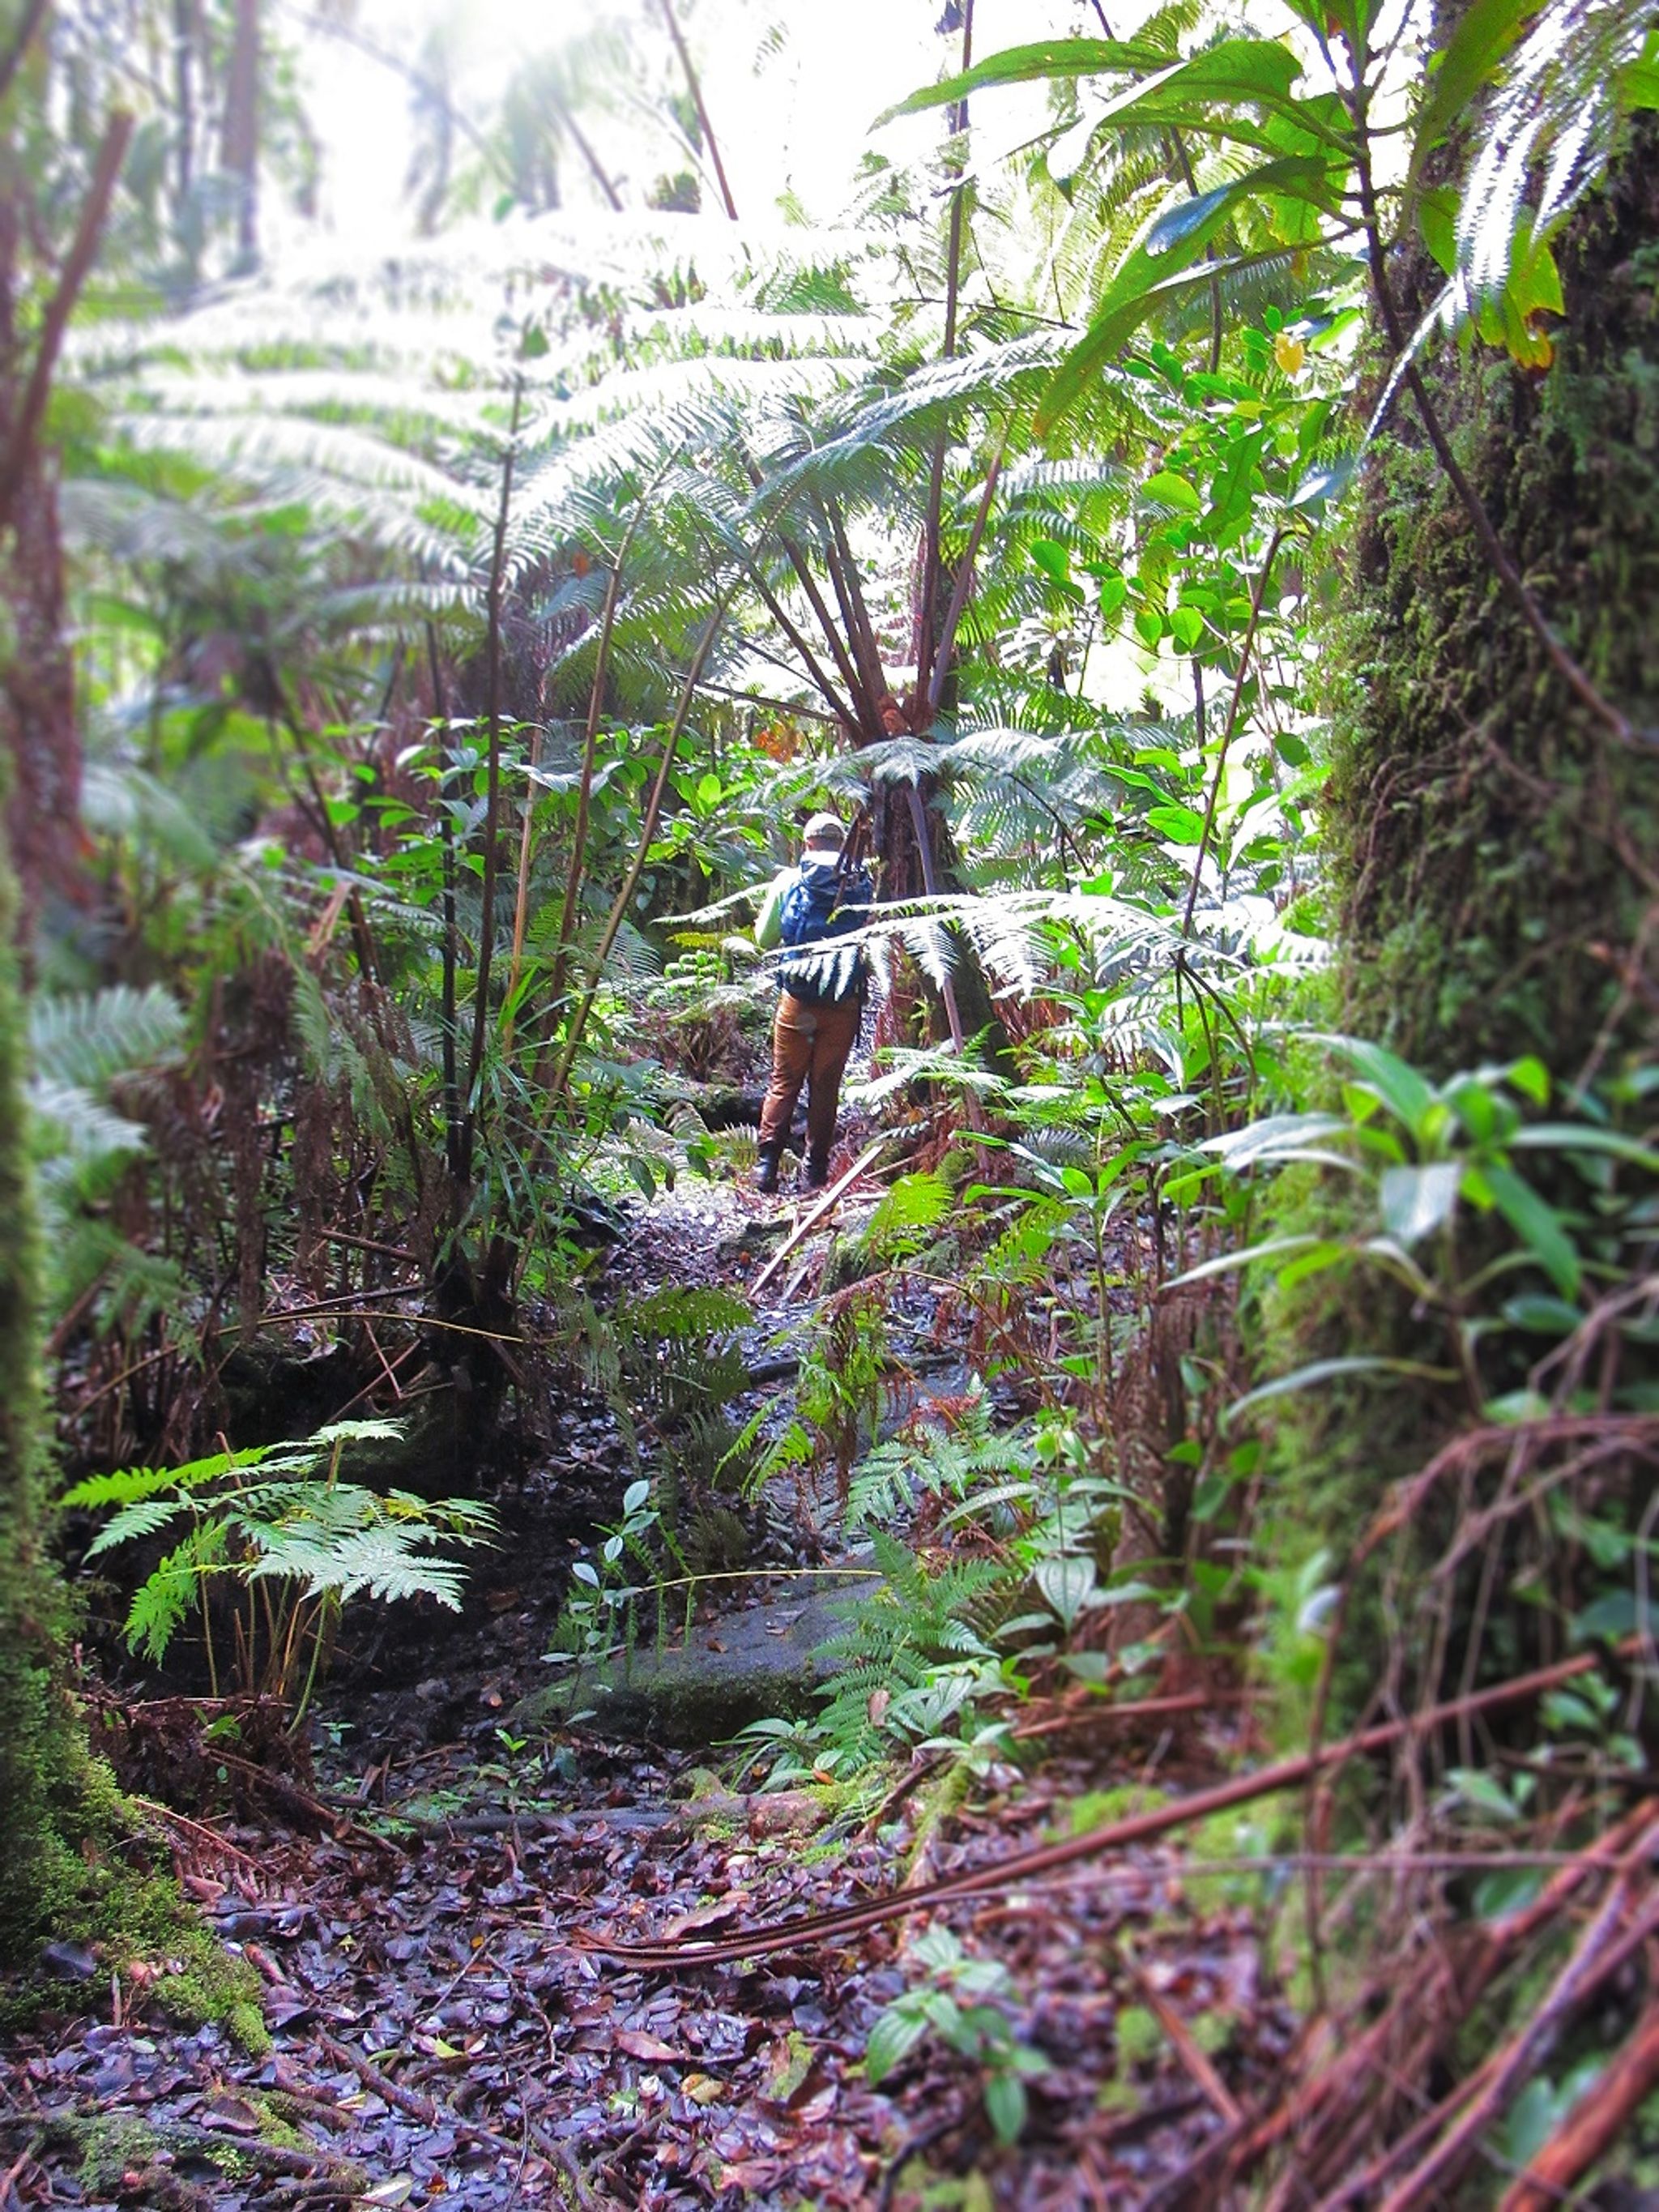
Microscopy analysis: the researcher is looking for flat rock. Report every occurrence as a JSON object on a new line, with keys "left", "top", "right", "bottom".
{"left": 508, "top": 1574, "right": 876, "bottom": 1747}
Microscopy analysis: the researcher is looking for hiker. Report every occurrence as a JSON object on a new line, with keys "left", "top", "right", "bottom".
{"left": 752, "top": 811, "right": 874, "bottom": 1194}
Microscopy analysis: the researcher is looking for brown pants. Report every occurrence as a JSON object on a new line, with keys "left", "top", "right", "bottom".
{"left": 758, "top": 993, "right": 861, "bottom": 1159}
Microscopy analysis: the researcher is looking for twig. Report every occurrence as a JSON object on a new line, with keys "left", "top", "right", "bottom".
{"left": 656, "top": 0, "right": 738, "bottom": 220}
{"left": 459, "top": 379, "right": 525, "bottom": 1180}
{"left": 1377, "top": 1838, "right": 1659, "bottom": 2212}
{"left": 317, "top": 2033, "right": 612, "bottom": 2210}
{"left": 127, "top": 1793, "right": 262, "bottom": 1870}
{"left": 0, "top": 0, "right": 48, "bottom": 108}
{"left": 0, "top": 110, "right": 134, "bottom": 529}
{"left": 578, "top": 1645, "right": 1621, "bottom": 1966}
{"left": 1122, "top": 1943, "right": 1243, "bottom": 2125}
{"left": 0, "top": 2132, "right": 43, "bottom": 2212}
{"left": 750, "top": 1137, "right": 893, "bottom": 1292}
{"left": 1499, "top": 1994, "right": 1659, "bottom": 2212}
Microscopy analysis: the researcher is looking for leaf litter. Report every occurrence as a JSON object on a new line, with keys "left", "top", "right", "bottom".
{"left": 2, "top": 1179, "right": 1292, "bottom": 2210}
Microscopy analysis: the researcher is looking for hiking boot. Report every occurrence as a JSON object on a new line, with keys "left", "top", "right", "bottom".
{"left": 803, "top": 1148, "right": 831, "bottom": 1190}
{"left": 754, "top": 1141, "right": 783, "bottom": 1194}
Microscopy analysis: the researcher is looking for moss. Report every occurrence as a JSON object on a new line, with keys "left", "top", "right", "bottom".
{"left": 902, "top": 1759, "right": 970, "bottom": 1881}
{"left": 1113, "top": 2004, "right": 1163, "bottom": 2068}
{"left": 1328, "top": 122, "right": 1659, "bottom": 1079}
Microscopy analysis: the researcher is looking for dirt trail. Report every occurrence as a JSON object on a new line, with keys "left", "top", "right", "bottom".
{"left": 0, "top": 1172, "right": 1277, "bottom": 2210}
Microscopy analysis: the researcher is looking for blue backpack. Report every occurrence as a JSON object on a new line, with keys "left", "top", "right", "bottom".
{"left": 777, "top": 856, "right": 873, "bottom": 1006}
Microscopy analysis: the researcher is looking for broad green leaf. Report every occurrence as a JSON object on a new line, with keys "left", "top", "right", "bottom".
{"left": 1622, "top": 25, "right": 1659, "bottom": 107}
{"left": 1145, "top": 152, "right": 1344, "bottom": 259}
{"left": 1034, "top": 1555, "right": 1098, "bottom": 1629}
{"left": 984, "top": 2070, "right": 1029, "bottom": 2147}
{"left": 1290, "top": 456, "right": 1355, "bottom": 513}
{"left": 1445, "top": 1765, "right": 1520, "bottom": 1822}
{"left": 1226, "top": 1355, "right": 1459, "bottom": 1427}
{"left": 1320, "top": 1037, "right": 1435, "bottom": 1141}
{"left": 1379, "top": 1162, "right": 1461, "bottom": 1244}
{"left": 1510, "top": 1124, "right": 1659, "bottom": 1172}
{"left": 1038, "top": 244, "right": 1303, "bottom": 433}
{"left": 1141, "top": 470, "right": 1201, "bottom": 512}
{"left": 1410, "top": 0, "right": 1530, "bottom": 182}
{"left": 864, "top": 2004, "right": 931, "bottom": 2086}
{"left": 1145, "top": 801, "right": 1205, "bottom": 843}
{"left": 1570, "top": 1590, "right": 1636, "bottom": 1643}
{"left": 878, "top": 36, "right": 1166, "bottom": 121}
{"left": 1480, "top": 1164, "right": 1580, "bottom": 1299}
{"left": 1029, "top": 536, "right": 1073, "bottom": 583}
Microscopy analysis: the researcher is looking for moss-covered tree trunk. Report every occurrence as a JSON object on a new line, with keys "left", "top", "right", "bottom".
{"left": 1329, "top": 123, "right": 1659, "bottom": 1078}
{"left": 0, "top": 813, "right": 86, "bottom": 1962}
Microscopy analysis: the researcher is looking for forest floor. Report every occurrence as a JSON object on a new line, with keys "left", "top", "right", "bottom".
{"left": 0, "top": 1170, "right": 1293, "bottom": 2212}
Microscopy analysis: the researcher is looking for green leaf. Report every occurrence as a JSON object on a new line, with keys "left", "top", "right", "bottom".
{"left": 983, "top": 2069, "right": 1029, "bottom": 2146}
{"left": 864, "top": 2003, "right": 931, "bottom": 2086}
{"left": 1569, "top": 1590, "right": 1636, "bottom": 1645}
{"left": 1145, "top": 801, "right": 1205, "bottom": 842}
{"left": 1320, "top": 1037, "right": 1435, "bottom": 1142}
{"left": 1029, "top": 536, "right": 1073, "bottom": 583}
{"left": 1510, "top": 1124, "right": 1659, "bottom": 1172}
{"left": 1166, "top": 1233, "right": 1336, "bottom": 1289}
{"left": 1036, "top": 241, "right": 1305, "bottom": 435}
{"left": 1480, "top": 1164, "right": 1580, "bottom": 1299}
{"left": 1622, "top": 25, "right": 1659, "bottom": 108}
{"left": 1410, "top": 0, "right": 1530, "bottom": 181}
{"left": 1169, "top": 605, "right": 1205, "bottom": 650}
{"left": 1145, "top": 152, "right": 1343, "bottom": 258}
{"left": 1226, "top": 1355, "right": 1459, "bottom": 1428}
{"left": 1141, "top": 471, "right": 1202, "bottom": 513}
{"left": 1446, "top": 1765, "right": 1520, "bottom": 1822}
{"left": 1034, "top": 1555, "right": 1098, "bottom": 1629}
{"left": 1378, "top": 1162, "right": 1461, "bottom": 1244}
{"left": 878, "top": 36, "right": 1166, "bottom": 121}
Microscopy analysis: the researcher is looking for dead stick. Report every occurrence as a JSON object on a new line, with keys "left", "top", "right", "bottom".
{"left": 319, "top": 2031, "right": 610, "bottom": 2210}
{"left": 1499, "top": 1995, "right": 1659, "bottom": 2212}
{"left": 751, "top": 1137, "right": 893, "bottom": 1293}
{"left": 1379, "top": 1833, "right": 1659, "bottom": 2211}
{"left": 1124, "top": 1945, "right": 1243, "bottom": 2125}
{"left": 578, "top": 1646, "right": 1625, "bottom": 1966}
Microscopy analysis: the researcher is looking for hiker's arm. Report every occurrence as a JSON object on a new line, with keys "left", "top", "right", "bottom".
{"left": 753, "top": 870, "right": 790, "bottom": 950}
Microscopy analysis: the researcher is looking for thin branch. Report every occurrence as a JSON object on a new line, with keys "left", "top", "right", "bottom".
{"left": 818, "top": 498, "right": 889, "bottom": 718}
{"left": 549, "top": 593, "right": 733, "bottom": 1096}
{"left": 918, "top": 0, "right": 975, "bottom": 682}
{"left": 0, "top": 109, "right": 134, "bottom": 530}
{"left": 776, "top": 527, "right": 871, "bottom": 722}
{"left": 925, "top": 429, "right": 1009, "bottom": 720}
{"left": 1180, "top": 527, "right": 1285, "bottom": 939}
{"left": 656, "top": 0, "right": 738, "bottom": 220}
{"left": 424, "top": 625, "right": 463, "bottom": 1179}
{"left": 552, "top": 96, "right": 623, "bottom": 212}
{"left": 546, "top": 468, "right": 668, "bottom": 1019}
{"left": 0, "top": 0, "right": 49, "bottom": 109}
{"left": 580, "top": 1645, "right": 1624, "bottom": 1966}
{"left": 459, "top": 380, "right": 524, "bottom": 1179}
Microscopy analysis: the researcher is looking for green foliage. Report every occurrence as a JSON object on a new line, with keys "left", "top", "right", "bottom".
{"left": 62, "top": 1423, "right": 496, "bottom": 1724}
{"left": 864, "top": 1928, "right": 1048, "bottom": 2146}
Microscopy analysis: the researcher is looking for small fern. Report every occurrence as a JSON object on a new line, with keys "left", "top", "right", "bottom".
{"left": 62, "top": 1422, "right": 497, "bottom": 1723}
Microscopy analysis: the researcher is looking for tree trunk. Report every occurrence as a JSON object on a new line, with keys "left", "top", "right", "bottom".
{"left": 220, "top": 0, "right": 259, "bottom": 263}
{"left": 1329, "top": 120, "right": 1659, "bottom": 1080}
{"left": 0, "top": 183, "right": 82, "bottom": 920}
{"left": 0, "top": 809, "right": 84, "bottom": 1960}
